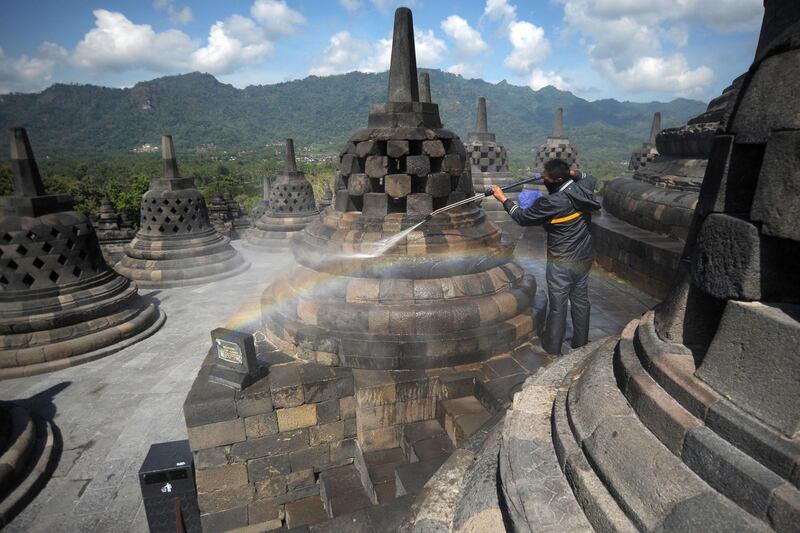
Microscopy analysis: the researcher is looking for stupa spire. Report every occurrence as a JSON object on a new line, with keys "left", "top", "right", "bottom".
{"left": 387, "top": 7, "right": 419, "bottom": 102}
{"left": 419, "top": 72, "right": 431, "bottom": 103}
{"left": 648, "top": 112, "right": 662, "bottom": 145}
{"left": 553, "top": 107, "right": 564, "bottom": 138}
{"left": 476, "top": 97, "right": 488, "bottom": 133}
{"left": 162, "top": 134, "right": 180, "bottom": 179}
{"left": 285, "top": 138, "right": 297, "bottom": 172}
{"left": 9, "top": 128, "right": 46, "bottom": 197}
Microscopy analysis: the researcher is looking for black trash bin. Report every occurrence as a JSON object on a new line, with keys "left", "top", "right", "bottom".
{"left": 139, "top": 440, "right": 201, "bottom": 532}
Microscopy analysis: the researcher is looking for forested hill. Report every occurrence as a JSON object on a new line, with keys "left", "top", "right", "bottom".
{"left": 0, "top": 70, "right": 706, "bottom": 164}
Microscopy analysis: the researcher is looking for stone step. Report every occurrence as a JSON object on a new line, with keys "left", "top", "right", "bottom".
{"left": 437, "top": 396, "right": 491, "bottom": 447}
{"left": 285, "top": 495, "right": 329, "bottom": 529}
{"left": 363, "top": 447, "right": 407, "bottom": 505}
{"left": 400, "top": 419, "right": 454, "bottom": 464}
{"left": 633, "top": 312, "right": 800, "bottom": 489}
{"left": 394, "top": 457, "right": 446, "bottom": 498}
{"left": 564, "top": 331, "right": 770, "bottom": 532}
{"left": 319, "top": 464, "right": 372, "bottom": 518}
{"left": 617, "top": 318, "right": 800, "bottom": 532}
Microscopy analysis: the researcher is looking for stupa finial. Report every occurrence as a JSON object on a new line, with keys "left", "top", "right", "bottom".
{"left": 162, "top": 135, "right": 180, "bottom": 179}
{"left": 9, "top": 128, "right": 46, "bottom": 197}
{"left": 476, "top": 97, "right": 488, "bottom": 133}
{"left": 419, "top": 72, "right": 431, "bottom": 103}
{"left": 387, "top": 7, "right": 419, "bottom": 103}
{"left": 285, "top": 139, "right": 297, "bottom": 172}
{"left": 554, "top": 108, "right": 564, "bottom": 137}
{"left": 648, "top": 112, "right": 662, "bottom": 145}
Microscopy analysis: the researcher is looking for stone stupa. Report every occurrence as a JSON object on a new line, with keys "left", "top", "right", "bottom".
{"left": 629, "top": 111, "right": 661, "bottom": 171}
{"left": 115, "top": 135, "right": 248, "bottom": 287}
{"left": 0, "top": 128, "right": 165, "bottom": 379}
{"left": 245, "top": 138, "right": 319, "bottom": 250}
{"left": 411, "top": 3, "right": 800, "bottom": 531}
{"left": 261, "top": 7, "right": 540, "bottom": 370}
{"left": 94, "top": 195, "right": 136, "bottom": 264}
{"left": 207, "top": 188, "right": 232, "bottom": 238}
{"left": 533, "top": 107, "right": 580, "bottom": 171}
{"left": 467, "top": 97, "right": 515, "bottom": 225}
{"left": 251, "top": 176, "right": 271, "bottom": 220}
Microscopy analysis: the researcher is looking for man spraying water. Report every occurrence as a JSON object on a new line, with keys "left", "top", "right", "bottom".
{"left": 490, "top": 158, "right": 601, "bottom": 356}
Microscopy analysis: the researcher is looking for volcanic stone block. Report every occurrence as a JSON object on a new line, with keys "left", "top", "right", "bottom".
{"left": 363, "top": 193, "right": 389, "bottom": 217}
{"left": 196, "top": 463, "right": 248, "bottom": 493}
{"left": 230, "top": 429, "right": 309, "bottom": 461}
{"left": 750, "top": 130, "right": 800, "bottom": 241}
{"left": 270, "top": 363, "right": 305, "bottom": 408}
{"left": 356, "top": 140, "right": 382, "bottom": 158}
{"left": 347, "top": 173, "right": 372, "bottom": 196}
{"left": 188, "top": 419, "right": 246, "bottom": 451}
{"left": 425, "top": 172, "right": 451, "bottom": 197}
{"left": 386, "top": 174, "right": 412, "bottom": 198}
{"left": 387, "top": 140, "right": 410, "bottom": 158}
{"left": 248, "top": 499, "right": 283, "bottom": 528}
{"left": 244, "top": 412, "right": 278, "bottom": 438}
{"left": 423, "top": 140, "right": 446, "bottom": 157}
{"left": 340, "top": 154, "right": 361, "bottom": 176}
{"left": 285, "top": 496, "right": 328, "bottom": 528}
{"left": 366, "top": 156, "right": 390, "bottom": 178}
{"left": 697, "top": 301, "right": 800, "bottom": 437}
{"left": 692, "top": 214, "right": 761, "bottom": 300}
{"left": 310, "top": 420, "right": 346, "bottom": 446}
{"left": 248, "top": 454, "right": 291, "bottom": 483}
{"left": 276, "top": 403, "right": 318, "bottom": 432}
{"left": 406, "top": 155, "right": 431, "bottom": 176}
{"left": 441, "top": 154, "right": 462, "bottom": 176}
{"left": 407, "top": 193, "right": 433, "bottom": 215}
{"left": 335, "top": 189, "right": 357, "bottom": 212}
{"left": 198, "top": 484, "right": 254, "bottom": 514}
{"left": 200, "top": 505, "right": 248, "bottom": 533}
{"left": 697, "top": 136, "right": 763, "bottom": 216}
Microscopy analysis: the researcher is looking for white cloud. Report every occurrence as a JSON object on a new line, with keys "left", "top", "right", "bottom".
{"left": 339, "top": 0, "right": 362, "bottom": 12}
{"left": 250, "top": 0, "right": 306, "bottom": 36}
{"left": 310, "top": 28, "right": 445, "bottom": 75}
{"left": 597, "top": 54, "right": 714, "bottom": 95}
{"left": 309, "top": 31, "right": 371, "bottom": 75}
{"left": 504, "top": 21, "right": 550, "bottom": 74}
{"left": 441, "top": 16, "right": 488, "bottom": 57}
{"left": 483, "top": 0, "right": 517, "bottom": 25}
{"left": 528, "top": 69, "right": 571, "bottom": 91}
{"left": 0, "top": 42, "right": 67, "bottom": 93}
{"left": 446, "top": 63, "right": 481, "bottom": 78}
{"left": 72, "top": 10, "right": 197, "bottom": 72}
{"left": 152, "top": 0, "right": 193, "bottom": 25}
{"left": 192, "top": 15, "right": 274, "bottom": 74}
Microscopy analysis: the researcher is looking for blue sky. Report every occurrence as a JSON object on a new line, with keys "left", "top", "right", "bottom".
{"left": 0, "top": 0, "right": 763, "bottom": 102}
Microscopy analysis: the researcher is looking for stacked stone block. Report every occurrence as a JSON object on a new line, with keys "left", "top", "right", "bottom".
{"left": 592, "top": 81, "right": 742, "bottom": 298}
{"left": 467, "top": 97, "right": 516, "bottom": 226}
{"left": 0, "top": 128, "right": 165, "bottom": 378}
{"left": 246, "top": 139, "right": 319, "bottom": 251}
{"left": 184, "top": 349, "right": 359, "bottom": 532}
{"left": 262, "top": 8, "right": 539, "bottom": 370}
{"left": 533, "top": 108, "right": 580, "bottom": 172}
{"left": 116, "top": 135, "right": 248, "bottom": 287}
{"left": 93, "top": 195, "right": 136, "bottom": 265}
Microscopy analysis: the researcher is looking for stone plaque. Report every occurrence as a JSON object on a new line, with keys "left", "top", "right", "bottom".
{"left": 208, "top": 327, "right": 260, "bottom": 390}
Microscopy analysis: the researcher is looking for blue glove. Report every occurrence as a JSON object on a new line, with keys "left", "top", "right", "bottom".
{"left": 518, "top": 189, "right": 543, "bottom": 209}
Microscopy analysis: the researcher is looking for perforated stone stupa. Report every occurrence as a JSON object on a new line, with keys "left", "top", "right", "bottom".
{"left": 94, "top": 195, "right": 135, "bottom": 265}
{"left": 629, "top": 112, "right": 661, "bottom": 171}
{"left": 533, "top": 107, "right": 580, "bottom": 171}
{"left": 467, "top": 97, "right": 516, "bottom": 225}
{"left": 116, "top": 135, "right": 248, "bottom": 287}
{"left": 0, "top": 128, "right": 165, "bottom": 379}
{"left": 246, "top": 138, "right": 319, "bottom": 250}
{"left": 261, "top": 8, "right": 539, "bottom": 369}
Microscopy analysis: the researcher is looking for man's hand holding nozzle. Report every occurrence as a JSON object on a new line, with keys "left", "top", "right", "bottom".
{"left": 490, "top": 185, "right": 507, "bottom": 203}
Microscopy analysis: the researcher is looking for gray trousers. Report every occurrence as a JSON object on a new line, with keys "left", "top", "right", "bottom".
{"left": 542, "top": 259, "right": 592, "bottom": 355}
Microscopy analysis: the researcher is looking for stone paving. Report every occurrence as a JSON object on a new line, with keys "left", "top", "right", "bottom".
{"left": 0, "top": 229, "right": 656, "bottom": 532}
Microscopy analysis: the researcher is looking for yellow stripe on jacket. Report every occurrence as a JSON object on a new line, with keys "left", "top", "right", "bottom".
{"left": 549, "top": 211, "right": 583, "bottom": 224}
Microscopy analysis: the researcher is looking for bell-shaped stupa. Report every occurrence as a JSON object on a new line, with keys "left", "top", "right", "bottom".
{"left": 467, "top": 97, "right": 516, "bottom": 225}
{"left": 251, "top": 176, "right": 271, "bottom": 220}
{"left": 0, "top": 128, "right": 165, "bottom": 378}
{"left": 94, "top": 195, "right": 136, "bottom": 265}
{"left": 246, "top": 138, "right": 319, "bottom": 250}
{"left": 629, "top": 112, "right": 661, "bottom": 171}
{"left": 261, "top": 8, "right": 539, "bottom": 369}
{"left": 533, "top": 107, "right": 580, "bottom": 171}
{"left": 116, "top": 135, "right": 248, "bottom": 287}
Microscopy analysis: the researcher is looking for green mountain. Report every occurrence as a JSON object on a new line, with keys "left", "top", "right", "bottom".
{"left": 0, "top": 70, "right": 706, "bottom": 166}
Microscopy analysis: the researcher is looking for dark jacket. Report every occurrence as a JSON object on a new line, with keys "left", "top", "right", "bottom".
{"left": 503, "top": 171, "right": 601, "bottom": 261}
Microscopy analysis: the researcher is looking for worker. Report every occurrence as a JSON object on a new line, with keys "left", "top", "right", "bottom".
{"left": 490, "top": 158, "right": 601, "bottom": 355}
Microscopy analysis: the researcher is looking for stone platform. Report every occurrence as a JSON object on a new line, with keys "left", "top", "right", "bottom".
{"left": 0, "top": 235, "right": 654, "bottom": 532}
